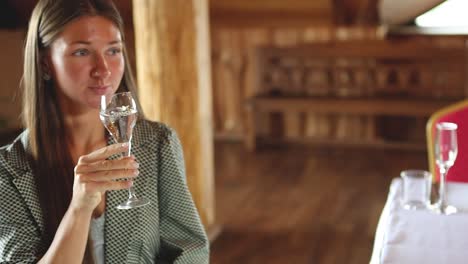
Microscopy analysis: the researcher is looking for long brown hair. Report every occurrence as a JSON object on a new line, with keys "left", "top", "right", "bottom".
{"left": 22, "top": 0, "right": 138, "bottom": 261}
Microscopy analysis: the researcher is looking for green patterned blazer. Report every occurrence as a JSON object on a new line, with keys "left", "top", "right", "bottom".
{"left": 0, "top": 120, "right": 210, "bottom": 263}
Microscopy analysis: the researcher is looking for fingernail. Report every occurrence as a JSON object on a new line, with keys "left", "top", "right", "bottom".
{"left": 129, "top": 180, "right": 134, "bottom": 186}
{"left": 121, "top": 143, "right": 129, "bottom": 147}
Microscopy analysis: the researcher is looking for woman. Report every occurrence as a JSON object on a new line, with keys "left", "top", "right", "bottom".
{"left": 0, "top": 0, "right": 209, "bottom": 263}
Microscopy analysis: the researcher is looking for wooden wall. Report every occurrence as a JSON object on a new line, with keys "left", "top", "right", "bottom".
{"left": 209, "top": 0, "right": 467, "bottom": 142}
{"left": 1, "top": 0, "right": 466, "bottom": 142}
{"left": 211, "top": 26, "right": 387, "bottom": 140}
{"left": 210, "top": 0, "right": 333, "bottom": 27}
{"left": 210, "top": 0, "right": 380, "bottom": 140}
{"left": 0, "top": 30, "right": 24, "bottom": 130}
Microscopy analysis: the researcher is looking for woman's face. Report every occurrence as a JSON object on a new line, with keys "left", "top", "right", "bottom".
{"left": 47, "top": 15, "right": 124, "bottom": 112}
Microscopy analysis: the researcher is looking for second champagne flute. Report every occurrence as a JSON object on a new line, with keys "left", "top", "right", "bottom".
{"left": 434, "top": 122, "right": 458, "bottom": 215}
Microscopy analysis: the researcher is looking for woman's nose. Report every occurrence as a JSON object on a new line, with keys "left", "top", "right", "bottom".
{"left": 91, "top": 55, "right": 111, "bottom": 79}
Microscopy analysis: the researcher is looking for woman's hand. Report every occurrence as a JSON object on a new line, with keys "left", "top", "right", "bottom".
{"left": 71, "top": 143, "right": 139, "bottom": 213}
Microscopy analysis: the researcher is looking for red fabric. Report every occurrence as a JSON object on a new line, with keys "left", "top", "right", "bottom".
{"left": 434, "top": 108, "right": 468, "bottom": 182}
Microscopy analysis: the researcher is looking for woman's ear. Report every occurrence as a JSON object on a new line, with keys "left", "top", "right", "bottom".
{"left": 41, "top": 56, "right": 52, "bottom": 81}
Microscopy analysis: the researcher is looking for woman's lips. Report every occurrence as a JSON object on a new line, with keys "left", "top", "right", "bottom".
{"left": 89, "top": 85, "right": 111, "bottom": 95}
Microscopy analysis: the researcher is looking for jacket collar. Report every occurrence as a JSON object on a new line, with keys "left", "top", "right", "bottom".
{"left": 3, "top": 130, "right": 32, "bottom": 173}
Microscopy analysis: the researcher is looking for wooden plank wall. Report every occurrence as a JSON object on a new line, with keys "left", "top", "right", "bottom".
{"left": 0, "top": 30, "right": 24, "bottom": 130}
{"left": 209, "top": 0, "right": 467, "bottom": 143}
{"left": 211, "top": 26, "right": 386, "bottom": 141}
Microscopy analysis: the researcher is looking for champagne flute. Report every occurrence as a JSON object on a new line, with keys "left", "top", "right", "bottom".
{"left": 100, "top": 91, "right": 150, "bottom": 209}
{"left": 434, "top": 122, "right": 458, "bottom": 215}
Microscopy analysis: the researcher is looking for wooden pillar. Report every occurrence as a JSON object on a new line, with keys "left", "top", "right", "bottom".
{"left": 132, "top": 0, "right": 217, "bottom": 237}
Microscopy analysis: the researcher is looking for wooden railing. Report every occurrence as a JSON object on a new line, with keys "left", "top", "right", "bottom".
{"left": 245, "top": 40, "right": 468, "bottom": 151}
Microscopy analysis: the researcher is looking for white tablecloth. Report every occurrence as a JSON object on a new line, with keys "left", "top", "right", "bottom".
{"left": 370, "top": 178, "right": 468, "bottom": 264}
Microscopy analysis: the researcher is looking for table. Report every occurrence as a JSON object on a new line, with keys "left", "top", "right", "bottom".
{"left": 370, "top": 178, "right": 468, "bottom": 264}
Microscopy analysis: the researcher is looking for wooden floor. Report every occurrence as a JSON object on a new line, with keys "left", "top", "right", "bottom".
{"left": 210, "top": 142, "right": 427, "bottom": 264}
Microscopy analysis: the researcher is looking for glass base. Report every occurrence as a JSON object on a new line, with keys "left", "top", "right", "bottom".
{"left": 116, "top": 197, "right": 151, "bottom": 210}
{"left": 430, "top": 204, "right": 457, "bottom": 215}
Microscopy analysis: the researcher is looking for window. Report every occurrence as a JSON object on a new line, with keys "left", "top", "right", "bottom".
{"left": 415, "top": 0, "right": 468, "bottom": 27}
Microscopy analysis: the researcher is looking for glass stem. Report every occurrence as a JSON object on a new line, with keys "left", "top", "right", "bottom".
{"left": 123, "top": 141, "right": 137, "bottom": 200}
{"left": 127, "top": 186, "right": 138, "bottom": 200}
{"left": 439, "top": 168, "right": 447, "bottom": 210}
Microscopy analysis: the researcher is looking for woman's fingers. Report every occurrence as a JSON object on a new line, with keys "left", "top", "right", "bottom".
{"left": 78, "top": 143, "right": 129, "bottom": 164}
{"left": 75, "top": 156, "right": 138, "bottom": 174}
{"left": 77, "top": 168, "right": 139, "bottom": 182}
{"left": 71, "top": 143, "right": 139, "bottom": 212}
{"left": 74, "top": 144, "right": 139, "bottom": 181}
{"left": 85, "top": 179, "right": 134, "bottom": 193}
{"left": 103, "top": 180, "right": 134, "bottom": 191}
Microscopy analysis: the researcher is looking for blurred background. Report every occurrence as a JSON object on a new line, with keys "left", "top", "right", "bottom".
{"left": 0, "top": 0, "right": 466, "bottom": 263}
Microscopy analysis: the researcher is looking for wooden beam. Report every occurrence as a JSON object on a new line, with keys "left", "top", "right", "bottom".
{"left": 250, "top": 97, "right": 457, "bottom": 117}
{"left": 210, "top": 10, "right": 332, "bottom": 27}
{"left": 132, "top": 0, "right": 216, "bottom": 232}
{"left": 209, "top": 0, "right": 333, "bottom": 27}
{"left": 209, "top": 0, "right": 332, "bottom": 13}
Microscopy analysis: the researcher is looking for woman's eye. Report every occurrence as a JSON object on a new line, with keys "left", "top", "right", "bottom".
{"left": 72, "top": 49, "right": 89, "bottom": 56}
{"left": 108, "top": 48, "right": 122, "bottom": 55}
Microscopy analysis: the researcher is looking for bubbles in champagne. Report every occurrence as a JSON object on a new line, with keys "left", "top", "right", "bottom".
{"left": 100, "top": 107, "right": 138, "bottom": 143}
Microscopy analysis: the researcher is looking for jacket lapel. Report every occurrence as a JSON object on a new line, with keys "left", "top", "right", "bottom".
{"left": 11, "top": 170, "right": 44, "bottom": 234}
{"left": 2, "top": 131, "right": 44, "bottom": 235}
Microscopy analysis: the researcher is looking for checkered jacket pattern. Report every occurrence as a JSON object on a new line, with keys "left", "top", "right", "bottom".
{"left": 0, "top": 120, "right": 210, "bottom": 263}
